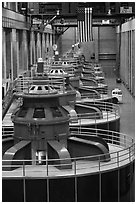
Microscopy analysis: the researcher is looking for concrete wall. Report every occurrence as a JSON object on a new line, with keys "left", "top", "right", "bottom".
{"left": 116, "top": 19, "right": 135, "bottom": 96}
{"left": 61, "top": 27, "right": 76, "bottom": 55}
{"left": 60, "top": 26, "right": 116, "bottom": 77}
{"left": 2, "top": 7, "right": 54, "bottom": 83}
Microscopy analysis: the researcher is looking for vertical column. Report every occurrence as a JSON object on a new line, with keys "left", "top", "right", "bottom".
{"left": 46, "top": 33, "right": 49, "bottom": 49}
{"left": 11, "top": 29, "right": 17, "bottom": 80}
{"left": 16, "top": 31, "right": 19, "bottom": 77}
{"left": 74, "top": 27, "right": 77, "bottom": 44}
{"left": 23, "top": 30, "right": 28, "bottom": 71}
{"left": 6, "top": 29, "right": 12, "bottom": 79}
{"left": 2, "top": 28, "right": 6, "bottom": 80}
{"left": 15, "top": 2, "right": 18, "bottom": 12}
{"left": 30, "top": 31, "right": 37, "bottom": 65}
{"left": 30, "top": 31, "right": 33, "bottom": 66}
{"left": 46, "top": 33, "right": 49, "bottom": 60}
{"left": 42, "top": 32, "right": 46, "bottom": 60}
{"left": 130, "top": 29, "right": 133, "bottom": 93}
{"left": 18, "top": 31, "right": 24, "bottom": 73}
{"left": 52, "top": 29, "right": 56, "bottom": 45}
{"left": 31, "top": 142, "right": 37, "bottom": 165}
{"left": 49, "top": 33, "right": 54, "bottom": 59}
{"left": 49, "top": 33, "right": 52, "bottom": 46}
{"left": 33, "top": 32, "right": 36, "bottom": 64}
{"left": 37, "top": 32, "right": 41, "bottom": 59}
{"left": 30, "top": 31, "right": 35, "bottom": 65}
{"left": 94, "top": 27, "right": 99, "bottom": 63}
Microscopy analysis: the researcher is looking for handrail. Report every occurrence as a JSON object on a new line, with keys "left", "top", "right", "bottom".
{"left": 14, "top": 77, "right": 68, "bottom": 94}
{"left": 2, "top": 128, "right": 135, "bottom": 178}
{"left": 70, "top": 101, "right": 120, "bottom": 123}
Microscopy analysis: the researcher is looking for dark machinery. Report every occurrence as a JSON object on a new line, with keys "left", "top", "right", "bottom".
{"left": 2, "top": 81, "right": 110, "bottom": 170}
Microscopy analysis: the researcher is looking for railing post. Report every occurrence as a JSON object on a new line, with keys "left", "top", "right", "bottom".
{"left": 74, "top": 159, "right": 76, "bottom": 175}
{"left": 80, "top": 116, "right": 81, "bottom": 133}
{"left": 23, "top": 160, "right": 25, "bottom": 177}
{"left": 74, "top": 159, "right": 77, "bottom": 202}
{"left": 107, "top": 110, "right": 108, "bottom": 121}
{"left": 117, "top": 152, "right": 119, "bottom": 167}
{"left": 99, "top": 156, "right": 101, "bottom": 172}
{"left": 63, "top": 77, "right": 65, "bottom": 93}
{"left": 112, "top": 131, "right": 113, "bottom": 144}
{"left": 118, "top": 168, "right": 120, "bottom": 202}
{"left": 28, "top": 81, "right": 29, "bottom": 93}
{"left": 46, "top": 157, "right": 48, "bottom": 177}
{"left": 129, "top": 147, "right": 131, "bottom": 162}
{"left": 99, "top": 156, "right": 101, "bottom": 202}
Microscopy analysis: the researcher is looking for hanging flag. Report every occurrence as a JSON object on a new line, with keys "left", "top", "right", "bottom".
{"left": 77, "top": 7, "right": 93, "bottom": 42}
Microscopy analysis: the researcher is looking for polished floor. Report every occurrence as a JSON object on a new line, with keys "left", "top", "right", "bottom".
{"left": 106, "top": 76, "right": 135, "bottom": 139}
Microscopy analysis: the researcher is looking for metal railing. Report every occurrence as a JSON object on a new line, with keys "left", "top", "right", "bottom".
{"left": 80, "top": 92, "right": 108, "bottom": 99}
{"left": 70, "top": 101, "right": 120, "bottom": 124}
{"left": 2, "top": 126, "right": 14, "bottom": 138}
{"left": 2, "top": 127, "right": 135, "bottom": 178}
{"left": 14, "top": 77, "right": 69, "bottom": 94}
{"left": 2, "top": 16, "right": 30, "bottom": 29}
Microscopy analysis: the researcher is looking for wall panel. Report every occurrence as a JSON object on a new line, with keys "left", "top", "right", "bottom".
{"left": 5, "top": 28, "right": 11, "bottom": 79}
{"left": 131, "top": 30, "right": 135, "bottom": 96}
{"left": 117, "top": 19, "right": 135, "bottom": 96}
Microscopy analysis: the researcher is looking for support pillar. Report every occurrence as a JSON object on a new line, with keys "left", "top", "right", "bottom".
{"left": 42, "top": 33, "right": 46, "bottom": 60}
{"left": 16, "top": 31, "right": 19, "bottom": 77}
{"left": 45, "top": 33, "right": 49, "bottom": 60}
{"left": 11, "top": 29, "right": 17, "bottom": 80}
{"left": 33, "top": 32, "right": 36, "bottom": 64}
{"left": 46, "top": 33, "right": 49, "bottom": 50}
{"left": 94, "top": 27, "right": 99, "bottom": 63}
{"left": 2, "top": 28, "right": 6, "bottom": 80}
{"left": 30, "top": 31, "right": 35, "bottom": 65}
{"left": 49, "top": 33, "right": 52, "bottom": 46}
{"left": 30, "top": 31, "right": 33, "bottom": 66}
{"left": 23, "top": 30, "right": 28, "bottom": 71}
{"left": 31, "top": 142, "right": 37, "bottom": 165}
{"left": 49, "top": 33, "right": 53, "bottom": 59}
{"left": 37, "top": 32, "right": 41, "bottom": 59}
{"left": 52, "top": 29, "right": 56, "bottom": 45}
